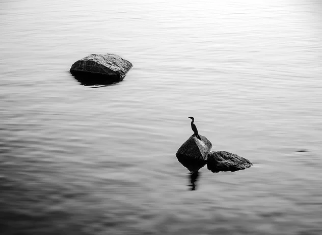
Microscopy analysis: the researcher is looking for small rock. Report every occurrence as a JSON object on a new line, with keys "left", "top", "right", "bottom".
{"left": 70, "top": 53, "right": 132, "bottom": 85}
{"left": 207, "top": 151, "right": 252, "bottom": 173}
{"left": 176, "top": 135, "right": 212, "bottom": 172}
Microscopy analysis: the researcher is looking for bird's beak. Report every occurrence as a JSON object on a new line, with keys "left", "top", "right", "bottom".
{"left": 188, "top": 117, "right": 192, "bottom": 119}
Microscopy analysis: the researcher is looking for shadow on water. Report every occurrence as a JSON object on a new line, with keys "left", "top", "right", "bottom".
{"left": 70, "top": 71, "right": 122, "bottom": 87}
{"left": 188, "top": 171, "right": 200, "bottom": 191}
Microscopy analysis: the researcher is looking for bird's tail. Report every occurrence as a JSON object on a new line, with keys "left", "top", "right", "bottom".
{"left": 197, "top": 135, "right": 201, "bottom": 140}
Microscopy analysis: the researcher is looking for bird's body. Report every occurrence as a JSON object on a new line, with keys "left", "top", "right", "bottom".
{"left": 188, "top": 117, "right": 201, "bottom": 140}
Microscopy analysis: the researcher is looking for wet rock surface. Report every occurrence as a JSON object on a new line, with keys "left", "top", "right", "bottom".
{"left": 70, "top": 53, "right": 132, "bottom": 86}
{"left": 207, "top": 151, "right": 252, "bottom": 173}
{"left": 176, "top": 135, "right": 212, "bottom": 172}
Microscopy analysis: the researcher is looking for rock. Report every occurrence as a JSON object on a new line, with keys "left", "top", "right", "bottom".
{"left": 176, "top": 135, "right": 212, "bottom": 172}
{"left": 70, "top": 53, "right": 132, "bottom": 85}
{"left": 207, "top": 151, "right": 252, "bottom": 173}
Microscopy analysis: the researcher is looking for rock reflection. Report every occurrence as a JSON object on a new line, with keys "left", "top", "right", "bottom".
{"left": 189, "top": 171, "right": 200, "bottom": 191}
{"left": 70, "top": 71, "right": 121, "bottom": 86}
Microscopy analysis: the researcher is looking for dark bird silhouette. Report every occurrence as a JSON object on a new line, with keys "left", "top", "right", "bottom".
{"left": 188, "top": 117, "right": 201, "bottom": 140}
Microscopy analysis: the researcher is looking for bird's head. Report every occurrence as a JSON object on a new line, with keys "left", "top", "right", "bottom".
{"left": 188, "top": 117, "right": 194, "bottom": 121}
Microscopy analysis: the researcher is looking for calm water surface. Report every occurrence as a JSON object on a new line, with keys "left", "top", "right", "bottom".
{"left": 1, "top": 0, "right": 322, "bottom": 234}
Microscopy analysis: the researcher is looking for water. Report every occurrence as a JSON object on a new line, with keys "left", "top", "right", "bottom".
{"left": 1, "top": 0, "right": 322, "bottom": 234}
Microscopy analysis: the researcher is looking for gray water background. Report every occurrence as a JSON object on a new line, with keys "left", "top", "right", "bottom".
{"left": 1, "top": 0, "right": 322, "bottom": 234}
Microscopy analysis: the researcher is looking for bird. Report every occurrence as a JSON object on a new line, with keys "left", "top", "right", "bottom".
{"left": 188, "top": 117, "right": 201, "bottom": 140}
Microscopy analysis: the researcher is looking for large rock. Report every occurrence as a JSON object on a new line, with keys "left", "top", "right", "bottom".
{"left": 207, "top": 151, "right": 252, "bottom": 173}
{"left": 70, "top": 53, "right": 132, "bottom": 85}
{"left": 176, "top": 135, "right": 212, "bottom": 172}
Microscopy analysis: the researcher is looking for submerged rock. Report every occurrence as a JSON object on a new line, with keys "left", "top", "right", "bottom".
{"left": 207, "top": 151, "right": 252, "bottom": 173}
{"left": 176, "top": 135, "right": 212, "bottom": 172}
{"left": 70, "top": 53, "right": 132, "bottom": 85}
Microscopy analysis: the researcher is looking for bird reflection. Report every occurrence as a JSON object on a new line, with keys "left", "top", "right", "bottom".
{"left": 189, "top": 171, "right": 200, "bottom": 191}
